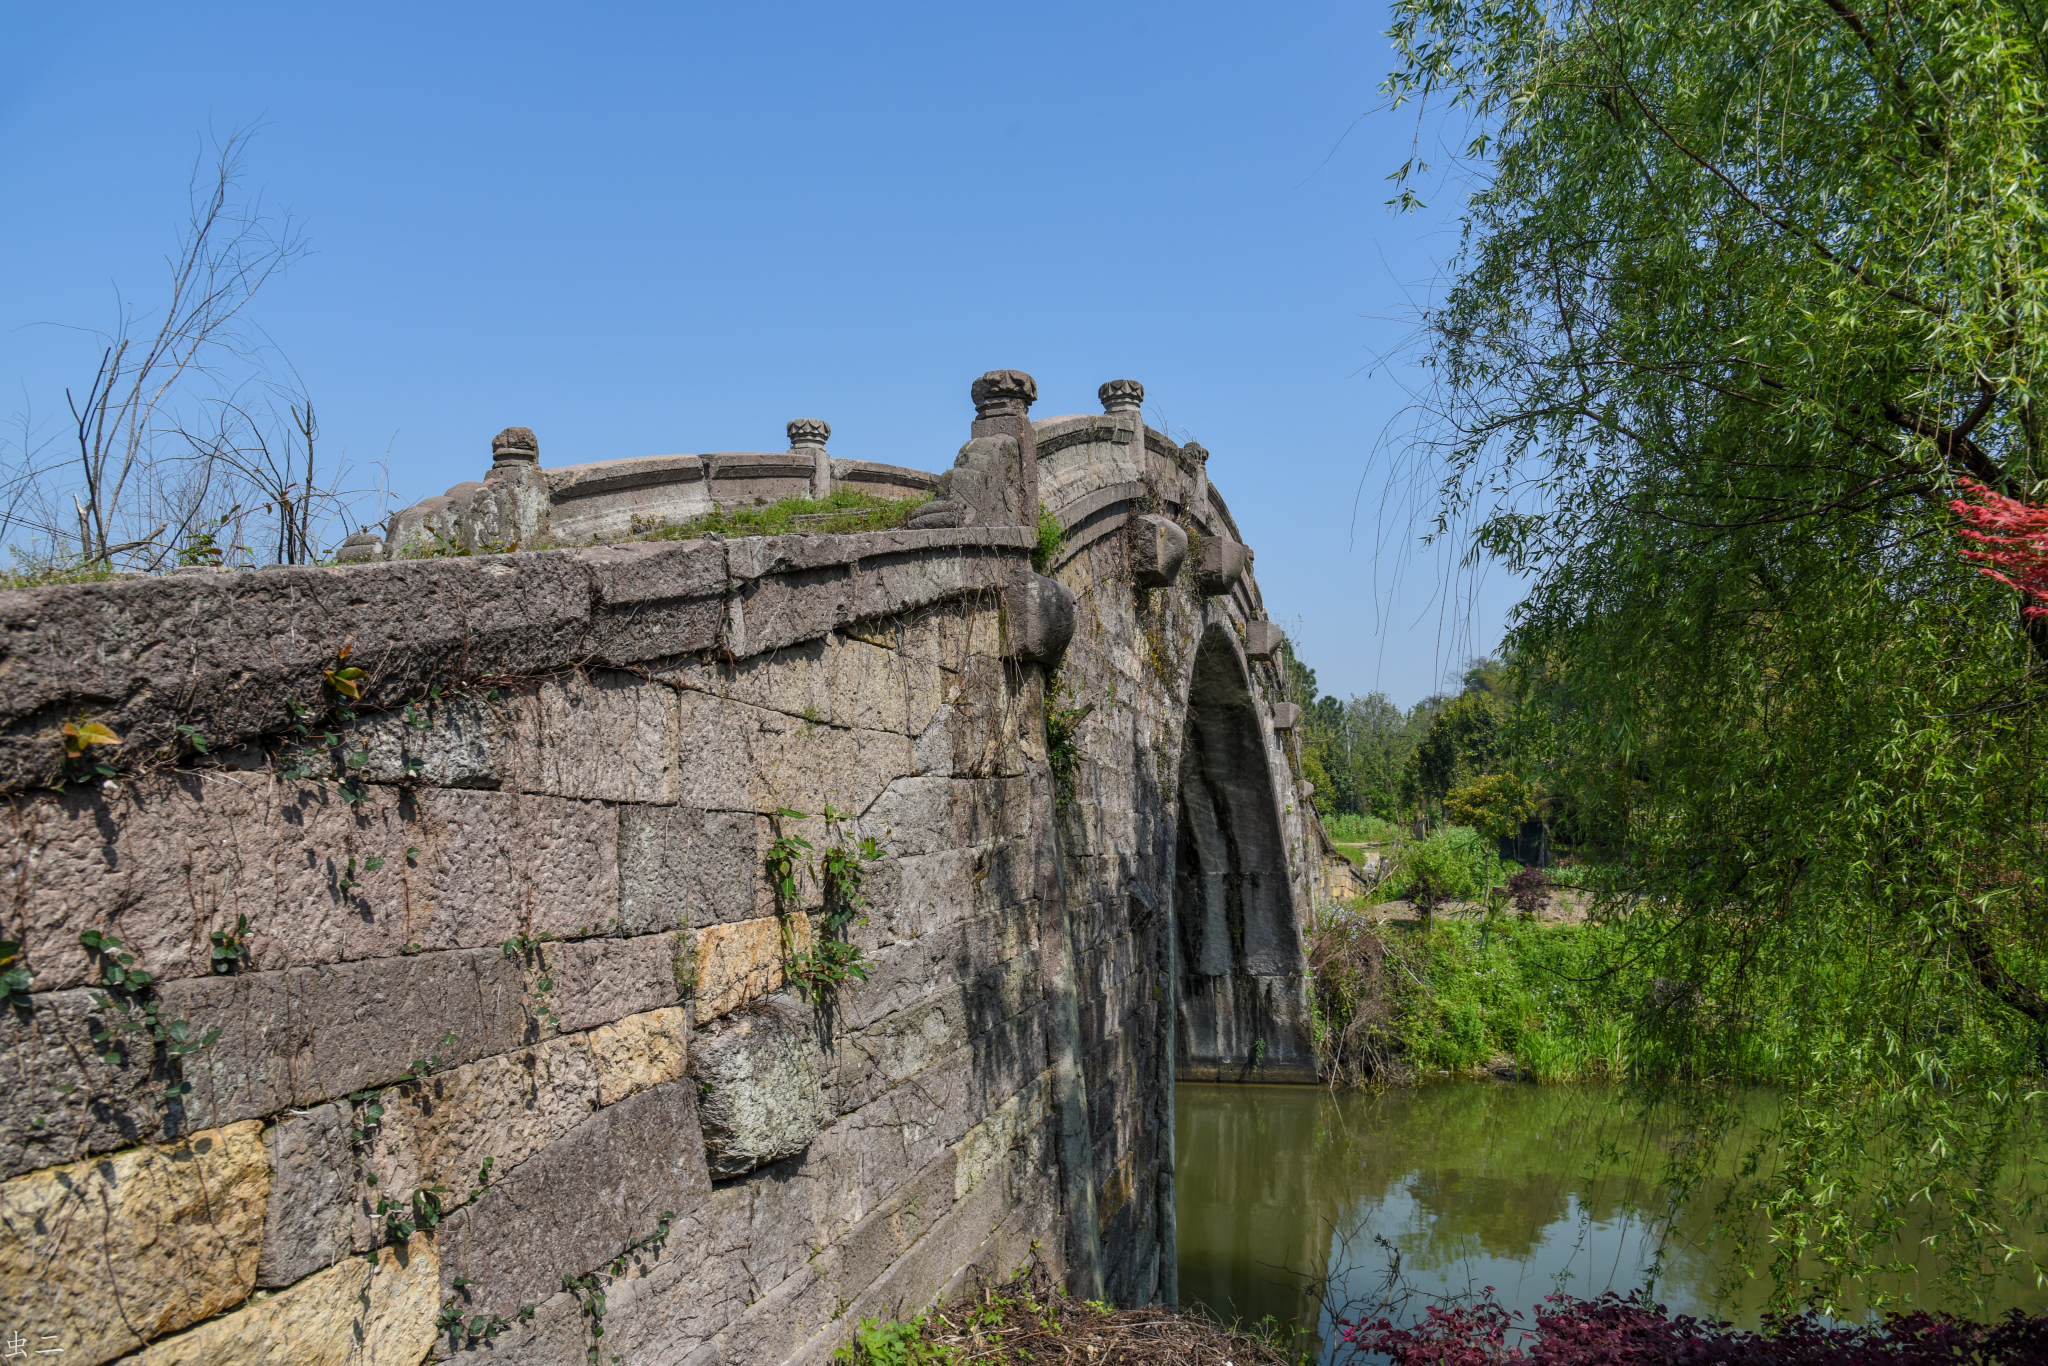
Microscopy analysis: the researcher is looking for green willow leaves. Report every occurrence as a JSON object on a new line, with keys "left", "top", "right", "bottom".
{"left": 1384, "top": 0, "right": 2048, "bottom": 1313}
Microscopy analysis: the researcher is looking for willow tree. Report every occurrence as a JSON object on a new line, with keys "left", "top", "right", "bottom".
{"left": 1384, "top": 0, "right": 2048, "bottom": 1313}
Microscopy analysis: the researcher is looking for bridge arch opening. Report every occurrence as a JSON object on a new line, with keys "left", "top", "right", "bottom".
{"left": 1171, "top": 622, "right": 1315, "bottom": 1082}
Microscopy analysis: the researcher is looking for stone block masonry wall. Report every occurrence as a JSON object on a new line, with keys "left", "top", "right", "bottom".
{"left": 0, "top": 525, "right": 1074, "bottom": 1366}
{"left": 0, "top": 370, "right": 1319, "bottom": 1366}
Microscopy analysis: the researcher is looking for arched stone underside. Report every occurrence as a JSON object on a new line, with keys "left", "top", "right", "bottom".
{"left": 1173, "top": 624, "right": 1314, "bottom": 1083}
{"left": 0, "top": 374, "right": 1340, "bottom": 1365}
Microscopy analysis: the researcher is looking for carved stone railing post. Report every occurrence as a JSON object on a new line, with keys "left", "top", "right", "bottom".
{"left": 482, "top": 426, "right": 551, "bottom": 549}
{"left": 788, "top": 419, "right": 832, "bottom": 500}
{"left": 491, "top": 425, "right": 538, "bottom": 471}
{"left": 383, "top": 425, "right": 549, "bottom": 556}
{"left": 970, "top": 369, "right": 1039, "bottom": 525}
{"left": 907, "top": 369, "right": 1041, "bottom": 532}
{"left": 1181, "top": 439, "right": 1211, "bottom": 525}
{"left": 1098, "top": 378, "right": 1144, "bottom": 418}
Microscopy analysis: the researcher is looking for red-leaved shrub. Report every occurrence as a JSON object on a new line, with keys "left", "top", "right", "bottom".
{"left": 1950, "top": 478, "right": 2048, "bottom": 619}
{"left": 1341, "top": 1288, "right": 2048, "bottom": 1365}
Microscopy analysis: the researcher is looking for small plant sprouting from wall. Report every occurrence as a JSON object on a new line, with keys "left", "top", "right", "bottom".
{"left": 0, "top": 941, "right": 31, "bottom": 1010}
{"left": 1042, "top": 672, "right": 1093, "bottom": 814}
{"left": 208, "top": 915, "right": 252, "bottom": 973}
{"left": 671, "top": 931, "right": 698, "bottom": 994}
{"left": 57, "top": 719, "right": 121, "bottom": 791}
{"left": 771, "top": 806, "right": 883, "bottom": 998}
{"left": 502, "top": 936, "right": 561, "bottom": 1035}
{"left": 766, "top": 809, "right": 812, "bottom": 909}
{"left": 560, "top": 1209, "right": 678, "bottom": 1363}
{"left": 78, "top": 930, "right": 219, "bottom": 1103}
{"left": 1032, "top": 503, "right": 1066, "bottom": 574}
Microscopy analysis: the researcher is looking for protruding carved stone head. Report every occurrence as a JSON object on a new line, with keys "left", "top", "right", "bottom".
{"left": 970, "top": 370, "right": 1038, "bottom": 420}
{"left": 787, "top": 419, "right": 831, "bottom": 450}
{"left": 1098, "top": 379, "right": 1145, "bottom": 414}
{"left": 1182, "top": 440, "right": 1210, "bottom": 465}
{"left": 491, "top": 427, "right": 539, "bottom": 464}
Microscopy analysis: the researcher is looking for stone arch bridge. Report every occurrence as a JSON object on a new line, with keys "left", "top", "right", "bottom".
{"left": 0, "top": 371, "right": 1346, "bottom": 1366}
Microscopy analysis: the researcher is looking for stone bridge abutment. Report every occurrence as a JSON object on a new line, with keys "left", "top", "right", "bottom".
{"left": 0, "top": 372, "right": 1333, "bottom": 1365}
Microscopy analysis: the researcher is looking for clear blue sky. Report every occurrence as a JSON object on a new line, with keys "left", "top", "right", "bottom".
{"left": 0, "top": 2, "right": 1520, "bottom": 708}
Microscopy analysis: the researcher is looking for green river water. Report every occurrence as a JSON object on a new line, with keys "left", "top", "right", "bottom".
{"left": 1174, "top": 1081, "right": 2047, "bottom": 1360}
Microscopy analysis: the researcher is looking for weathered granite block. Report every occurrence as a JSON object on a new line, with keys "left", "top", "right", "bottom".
{"left": 164, "top": 947, "right": 533, "bottom": 1126}
{"left": 353, "top": 691, "right": 500, "bottom": 786}
{"left": 435, "top": 1080, "right": 712, "bottom": 1312}
{"left": 662, "top": 633, "right": 913, "bottom": 736}
{"left": 1129, "top": 515, "right": 1189, "bottom": 587}
{"left": 954, "top": 1068, "right": 1053, "bottom": 1201}
{"left": 588, "top": 1005, "right": 691, "bottom": 1105}
{"left": 829, "top": 1147, "right": 960, "bottom": 1310}
{"left": 952, "top": 777, "right": 1031, "bottom": 846}
{"left": 0, "top": 1120, "right": 269, "bottom": 1366}
{"left": 862, "top": 776, "right": 954, "bottom": 856}
{"left": 0, "top": 988, "right": 175, "bottom": 1178}
{"left": 694, "top": 913, "right": 812, "bottom": 1020}
{"left": 674, "top": 691, "right": 914, "bottom": 816}
{"left": 618, "top": 805, "right": 771, "bottom": 933}
{"left": 6, "top": 773, "right": 380, "bottom": 990}
{"left": 6, "top": 777, "right": 617, "bottom": 993}
{"left": 1241, "top": 619, "right": 1284, "bottom": 660}
{"left": 691, "top": 995, "right": 833, "bottom": 1179}
{"left": 838, "top": 907, "right": 1038, "bottom": 1035}
{"left": 361, "top": 1033, "right": 599, "bottom": 1218}
{"left": 258, "top": 1101, "right": 355, "bottom": 1287}
{"left": 1003, "top": 573, "right": 1073, "bottom": 663}
{"left": 1197, "top": 536, "right": 1249, "bottom": 594}
{"left": 411, "top": 788, "right": 621, "bottom": 950}
{"left": 856, "top": 848, "right": 983, "bottom": 948}
{"left": 0, "top": 551, "right": 601, "bottom": 793}
{"left": 497, "top": 669, "right": 683, "bottom": 804}
{"left": 581, "top": 537, "right": 729, "bottom": 665}
{"left": 129, "top": 1233, "right": 438, "bottom": 1366}
{"left": 832, "top": 994, "right": 968, "bottom": 1114}
{"left": 534, "top": 932, "right": 681, "bottom": 1033}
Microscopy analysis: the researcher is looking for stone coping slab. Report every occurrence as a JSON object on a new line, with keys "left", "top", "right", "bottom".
{"left": 0, "top": 528, "right": 1031, "bottom": 794}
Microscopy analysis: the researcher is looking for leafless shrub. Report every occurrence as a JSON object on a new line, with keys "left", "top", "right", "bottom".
{"left": 1306, "top": 904, "right": 1413, "bottom": 1087}
{"left": 1, "top": 130, "right": 382, "bottom": 576}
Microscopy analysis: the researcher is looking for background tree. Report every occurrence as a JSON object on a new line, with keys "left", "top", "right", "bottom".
{"left": 1443, "top": 771, "right": 1536, "bottom": 910}
{"left": 1385, "top": 0, "right": 2048, "bottom": 1309}
{"left": 1281, "top": 640, "right": 1446, "bottom": 820}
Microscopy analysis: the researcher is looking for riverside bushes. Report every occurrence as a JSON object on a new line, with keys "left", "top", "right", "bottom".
{"left": 1305, "top": 907, "right": 1745, "bottom": 1084}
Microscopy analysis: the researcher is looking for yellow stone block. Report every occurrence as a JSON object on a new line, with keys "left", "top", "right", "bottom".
{"left": 588, "top": 1005, "right": 692, "bottom": 1105}
{"left": 122, "top": 1233, "right": 439, "bottom": 1366}
{"left": 693, "top": 913, "right": 812, "bottom": 1020}
{"left": 1, "top": 1121, "right": 269, "bottom": 1366}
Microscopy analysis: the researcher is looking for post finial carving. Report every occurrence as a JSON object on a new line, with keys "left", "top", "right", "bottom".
{"left": 1182, "top": 440, "right": 1210, "bottom": 465}
{"left": 491, "top": 427, "right": 539, "bottom": 465}
{"left": 787, "top": 419, "right": 831, "bottom": 450}
{"left": 970, "top": 370, "right": 1038, "bottom": 420}
{"left": 1098, "top": 379, "right": 1144, "bottom": 414}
